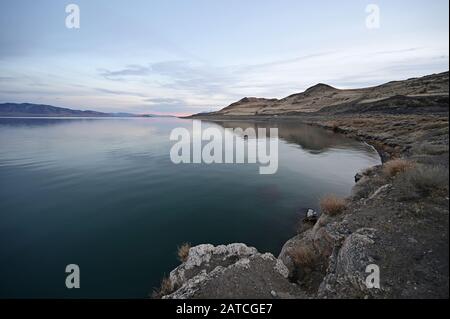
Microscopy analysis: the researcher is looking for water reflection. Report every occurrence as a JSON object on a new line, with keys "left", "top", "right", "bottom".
{"left": 209, "top": 120, "right": 377, "bottom": 156}
{"left": 0, "top": 117, "right": 105, "bottom": 127}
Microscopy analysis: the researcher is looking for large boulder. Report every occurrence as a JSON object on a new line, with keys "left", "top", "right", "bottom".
{"left": 317, "top": 228, "right": 384, "bottom": 298}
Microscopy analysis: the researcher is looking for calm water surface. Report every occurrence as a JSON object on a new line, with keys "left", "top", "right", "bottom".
{"left": 0, "top": 117, "right": 380, "bottom": 298}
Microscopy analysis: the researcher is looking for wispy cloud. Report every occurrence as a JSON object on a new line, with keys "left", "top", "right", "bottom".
{"left": 98, "top": 65, "right": 152, "bottom": 80}
{"left": 144, "top": 97, "right": 185, "bottom": 105}
{"left": 100, "top": 60, "right": 236, "bottom": 95}
{"left": 95, "top": 87, "right": 148, "bottom": 97}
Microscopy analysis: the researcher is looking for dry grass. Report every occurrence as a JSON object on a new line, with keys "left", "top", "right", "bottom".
{"left": 177, "top": 243, "right": 191, "bottom": 263}
{"left": 402, "top": 164, "right": 449, "bottom": 195}
{"left": 383, "top": 159, "right": 415, "bottom": 177}
{"left": 151, "top": 276, "right": 173, "bottom": 299}
{"left": 320, "top": 194, "right": 347, "bottom": 216}
{"left": 416, "top": 143, "right": 449, "bottom": 156}
{"left": 351, "top": 119, "right": 371, "bottom": 126}
{"left": 422, "top": 122, "right": 449, "bottom": 130}
{"left": 290, "top": 245, "right": 316, "bottom": 268}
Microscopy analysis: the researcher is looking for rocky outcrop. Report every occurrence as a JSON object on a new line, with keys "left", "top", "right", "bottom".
{"left": 161, "top": 148, "right": 448, "bottom": 298}
{"left": 162, "top": 243, "right": 306, "bottom": 299}
{"left": 317, "top": 228, "right": 383, "bottom": 299}
{"left": 161, "top": 210, "right": 386, "bottom": 299}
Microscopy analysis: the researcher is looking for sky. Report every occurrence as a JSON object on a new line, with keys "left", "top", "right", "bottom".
{"left": 0, "top": 0, "right": 448, "bottom": 116}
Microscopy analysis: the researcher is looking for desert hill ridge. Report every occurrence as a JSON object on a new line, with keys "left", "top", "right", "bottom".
{"left": 201, "top": 71, "right": 449, "bottom": 116}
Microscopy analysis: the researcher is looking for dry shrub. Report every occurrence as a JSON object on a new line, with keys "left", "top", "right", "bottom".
{"left": 151, "top": 276, "right": 173, "bottom": 299}
{"left": 177, "top": 243, "right": 191, "bottom": 262}
{"left": 363, "top": 166, "right": 377, "bottom": 175}
{"left": 383, "top": 159, "right": 415, "bottom": 177}
{"left": 320, "top": 194, "right": 347, "bottom": 216}
{"left": 290, "top": 245, "right": 316, "bottom": 268}
{"left": 402, "top": 165, "right": 449, "bottom": 195}
{"left": 328, "top": 121, "right": 340, "bottom": 132}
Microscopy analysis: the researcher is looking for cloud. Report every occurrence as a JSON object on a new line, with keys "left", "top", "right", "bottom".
{"left": 0, "top": 76, "right": 16, "bottom": 82}
{"left": 238, "top": 51, "right": 337, "bottom": 72}
{"left": 95, "top": 87, "right": 147, "bottom": 97}
{"left": 100, "top": 60, "right": 236, "bottom": 94}
{"left": 144, "top": 97, "right": 185, "bottom": 105}
{"left": 127, "top": 102, "right": 192, "bottom": 115}
{"left": 98, "top": 65, "right": 151, "bottom": 80}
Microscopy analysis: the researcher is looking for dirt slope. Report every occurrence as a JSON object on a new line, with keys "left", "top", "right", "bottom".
{"left": 210, "top": 72, "right": 449, "bottom": 116}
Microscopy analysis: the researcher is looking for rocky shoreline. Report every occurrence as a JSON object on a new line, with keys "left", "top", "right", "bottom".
{"left": 154, "top": 113, "right": 448, "bottom": 299}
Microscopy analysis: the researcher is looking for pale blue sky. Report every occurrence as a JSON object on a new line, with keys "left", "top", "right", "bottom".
{"left": 0, "top": 0, "right": 448, "bottom": 115}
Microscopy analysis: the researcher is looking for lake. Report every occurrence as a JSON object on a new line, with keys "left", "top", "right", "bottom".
{"left": 0, "top": 117, "right": 380, "bottom": 298}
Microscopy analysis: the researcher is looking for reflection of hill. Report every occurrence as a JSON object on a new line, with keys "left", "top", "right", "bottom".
{"left": 0, "top": 118, "right": 103, "bottom": 127}
{"left": 210, "top": 120, "right": 372, "bottom": 154}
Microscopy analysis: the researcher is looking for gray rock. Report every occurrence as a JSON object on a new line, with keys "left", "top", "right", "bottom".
{"left": 163, "top": 243, "right": 307, "bottom": 299}
{"left": 355, "top": 172, "right": 364, "bottom": 183}
{"left": 318, "top": 228, "right": 383, "bottom": 298}
{"left": 168, "top": 243, "right": 258, "bottom": 291}
{"left": 278, "top": 233, "right": 306, "bottom": 278}
{"left": 307, "top": 209, "right": 318, "bottom": 218}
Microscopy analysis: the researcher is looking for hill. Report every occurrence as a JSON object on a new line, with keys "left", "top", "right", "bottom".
{"left": 0, "top": 103, "right": 170, "bottom": 118}
{"left": 0, "top": 103, "right": 113, "bottom": 117}
{"left": 199, "top": 71, "right": 449, "bottom": 116}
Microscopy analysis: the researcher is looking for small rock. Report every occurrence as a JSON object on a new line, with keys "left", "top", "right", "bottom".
{"left": 302, "top": 209, "right": 319, "bottom": 225}
{"left": 355, "top": 172, "right": 364, "bottom": 183}
{"left": 307, "top": 209, "right": 318, "bottom": 218}
{"left": 270, "top": 290, "right": 277, "bottom": 298}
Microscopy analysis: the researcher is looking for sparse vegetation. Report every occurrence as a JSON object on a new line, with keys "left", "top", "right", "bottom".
{"left": 320, "top": 194, "right": 347, "bottom": 216}
{"left": 422, "top": 122, "right": 449, "bottom": 130}
{"left": 151, "top": 276, "right": 173, "bottom": 299}
{"left": 383, "top": 159, "right": 415, "bottom": 177}
{"left": 416, "top": 143, "right": 449, "bottom": 156}
{"left": 351, "top": 119, "right": 368, "bottom": 125}
{"left": 177, "top": 243, "right": 191, "bottom": 262}
{"left": 329, "top": 121, "right": 340, "bottom": 132}
{"left": 401, "top": 164, "right": 449, "bottom": 195}
{"left": 430, "top": 127, "right": 449, "bottom": 137}
{"left": 290, "top": 245, "right": 316, "bottom": 268}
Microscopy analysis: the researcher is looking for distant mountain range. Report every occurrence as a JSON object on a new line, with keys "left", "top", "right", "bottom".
{"left": 0, "top": 103, "right": 172, "bottom": 118}
{"left": 194, "top": 71, "right": 449, "bottom": 117}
